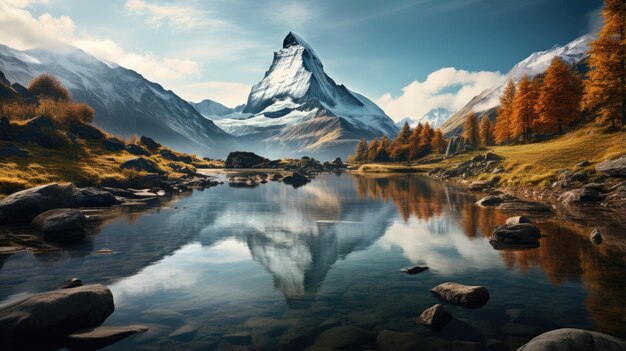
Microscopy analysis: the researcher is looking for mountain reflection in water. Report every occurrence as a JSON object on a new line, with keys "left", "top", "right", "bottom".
{"left": 0, "top": 173, "right": 623, "bottom": 349}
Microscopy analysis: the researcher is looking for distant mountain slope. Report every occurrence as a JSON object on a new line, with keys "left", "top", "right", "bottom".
{"left": 215, "top": 32, "right": 397, "bottom": 159}
{"left": 190, "top": 99, "right": 250, "bottom": 121}
{"left": 440, "top": 34, "right": 593, "bottom": 136}
{"left": 0, "top": 44, "right": 239, "bottom": 158}
{"left": 396, "top": 108, "right": 453, "bottom": 129}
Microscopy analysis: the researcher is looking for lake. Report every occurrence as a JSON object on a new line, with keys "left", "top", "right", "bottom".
{"left": 0, "top": 173, "right": 624, "bottom": 350}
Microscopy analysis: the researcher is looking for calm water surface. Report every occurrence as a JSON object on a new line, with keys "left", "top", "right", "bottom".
{"left": 0, "top": 173, "right": 624, "bottom": 350}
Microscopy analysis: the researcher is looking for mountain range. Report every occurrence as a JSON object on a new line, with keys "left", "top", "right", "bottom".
{"left": 0, "top": 44, "right": 239, "bottom": 158}
{"left": 439, "top": 34, "right": 592, "bottom": 136}
{"left": 0, "top": 32, "right": 594, "bottom": 159}
{"left": 396, "top": 107, "right": 454, "bottom": 129}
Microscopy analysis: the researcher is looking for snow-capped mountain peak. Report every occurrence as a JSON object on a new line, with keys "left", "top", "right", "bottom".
{"left": 217, "top": 32, "right": 397, "bottom": 159}
{"left": 439, "top": 34, "right": 593, "bottom": 136}
{"left": 507, "top": 34, "right": 592, "bottom": 80}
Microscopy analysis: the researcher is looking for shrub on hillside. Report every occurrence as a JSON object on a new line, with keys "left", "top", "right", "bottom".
{"left": 28, "top": 74, "right": 70, "bottom": 102}
{"left": 36, "top": 98, "right": 95, "bottom": 127}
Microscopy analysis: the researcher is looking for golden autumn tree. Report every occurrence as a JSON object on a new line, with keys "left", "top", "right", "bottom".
{"left": 408, "top": 123, "right": 423, "bottom": 160}
{"left": 418, "top": 122, "right": 434, "bottom": 155}
{"left": 535, "top": 57, "right": 583, "bottom": 135}
{"left": 582, "top": 0, "right": 626, "bottom": 129}
{"left": 462, "top": 112, "right": 479, "bottom": 147}
{"left": 430, "top": 129, "right": 447, "bottom": 153}
{"left": 353, "top": 139, "right": 367, "bottom": 161}
{"left": 494, "top": 79, "right": 516, "bottom": 144}
{"left": 390, "top": 122, "right": 411, "bottom": 161}
{"left": 479, "top": 116, "right": 494, "bottom": 147}
{"left": 366, "top": 138, "right": 379, "bottom": 161}
{"left": 512, "top": 75, "right": 540, "bottom": 143}
{"left": 374, "top": 135, "right": 391, "bottom": 161}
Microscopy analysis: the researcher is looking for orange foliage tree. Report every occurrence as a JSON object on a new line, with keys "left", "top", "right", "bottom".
{"left": 512, "top": 75, "right": 540, "bottom": 143}
{"left": 582, "top": 0, "right": 626, "bottom": 129}
{"left": 535, "top": 57, "right": 583, "bottom": 135}
{"left": 462, "top": 112, "right": 479, "bottom": 147}
{"left": 479, "top": 116, "right": 494, "bottom": 147}
{"left": 494, "top": 79, "right": 516, "bottom": 144}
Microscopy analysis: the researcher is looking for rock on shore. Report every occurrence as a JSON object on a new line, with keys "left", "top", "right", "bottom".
{"left": 0, "top": 284, "right": 114, "bottom": 348}
{"left": 0, "top": 183, "right": 74, "bottom": 223}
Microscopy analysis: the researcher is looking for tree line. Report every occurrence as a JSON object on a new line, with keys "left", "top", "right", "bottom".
{"left": 350, "top": 122, "right": 448, "bottom": 162}
{"left": 478, "top": 0, "right": 624, "bottom": 145}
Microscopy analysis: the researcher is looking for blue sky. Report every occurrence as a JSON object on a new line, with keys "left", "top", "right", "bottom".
{"left": 0, "top": 0, "right": 603, "bottom": 119}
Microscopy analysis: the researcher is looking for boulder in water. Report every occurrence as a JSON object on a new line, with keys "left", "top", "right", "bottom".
{"left": 517, "top": 328, "right": 626, "bottom": 351}
{"left": 416, "top": 304, "right": 452, "bottom": 329}
{"left": 0, "top": 284, "right": 115, "bottom": 348}
{"left": 401, "top": 266, "right": 429, "bottom": 274}
{"left": 224, "top": 151, "right": 270, "bottom": 168}
{"left": 489, "top": 223, "right": 541, "bottom": 250}
{"left": 282, "top": 172, "right": 310, "bottom": 186}
{"left": 431, "top": 282, "right": 490, "bottom": 308}
{"left": 31, "top": 208, "right": 86, "bottom": 244}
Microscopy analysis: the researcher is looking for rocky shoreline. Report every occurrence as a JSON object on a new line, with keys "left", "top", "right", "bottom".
{"left": 423, "top": 153, "right": 625, "bottom": 238}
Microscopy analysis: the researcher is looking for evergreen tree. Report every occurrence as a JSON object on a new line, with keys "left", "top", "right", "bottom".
{"left": 479, "top": 116, "right": 494, "bottom": 147}
{"left": 535, "top": 58, "right": 583, "bottom": 135}
{"left": 495, "top": 79, "right": 516, "bottom": 144}
{"left": 512, "top": 75, "right": 540, "bottom": 143}
{"left": 462, "top": 112, "right": 479, "bottom": 147}
{"left": 353, "top": 139, "right": 367, "bottom": 161}
{"left": 582, "top": 0, "right": 626, "bottom": 129}
{"left": 430, "top": 129, "right": 447, "bottom": 154}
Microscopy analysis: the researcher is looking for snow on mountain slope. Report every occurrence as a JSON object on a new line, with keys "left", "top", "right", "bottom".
{"left": 396, "top": 108, "right": 453, "bottom": 129}
{"left": 440, "top": 34, "right": 593, "bottom": 136}
{"left": 216, "top": 32, "right": 397, "bottom": 159}
{"left": 190, "top": 99, "right": 252, "bottom": 121}
{"left": 0, "top": 44, "right": 239, "bottom": 158}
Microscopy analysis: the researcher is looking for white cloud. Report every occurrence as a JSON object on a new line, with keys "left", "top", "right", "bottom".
{"left": 0, "top": 1, "right": 200, "bottom": 81}
{"left": 125, "top": 0, "right": 225, "bottom": 30}
{"left": 377, "top": 67, "right": 504, "bottom": 121}
{"left": 267, "top": 1, "right": 315, "bottom": 31}
{"left": 176, "top": 81, "right": 251, "bottom": 107}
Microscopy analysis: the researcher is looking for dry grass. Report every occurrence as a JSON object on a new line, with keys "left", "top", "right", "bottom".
{"left": 357, "top": 124, "right": 625, "bottom": 187}
{"left": 0, "top": 137, "right": 219, "bottom": 196}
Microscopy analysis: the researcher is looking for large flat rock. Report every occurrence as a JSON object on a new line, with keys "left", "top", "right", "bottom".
{"left": 0, "top": 183, "right": 74, "bottom": 223}
{"left": 0, "top": 284, "right": 114, "bottom": 348}
{"left": 431, "top": 282, "right": 490, "bottom": 308}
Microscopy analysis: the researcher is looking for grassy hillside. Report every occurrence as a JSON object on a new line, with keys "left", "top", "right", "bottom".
{"left": 356, "top": 124, "right": 625, "bottom": 187}
{"left": 0, "top": 137, "right": 221, "bottom": 195}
